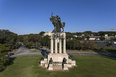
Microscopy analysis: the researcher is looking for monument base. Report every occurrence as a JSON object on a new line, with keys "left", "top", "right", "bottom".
{"left": 40, "top": 53, "right": 77, "bottom": 71}
{"left": 48, "top": 53, "right": 68, "bottom": 63}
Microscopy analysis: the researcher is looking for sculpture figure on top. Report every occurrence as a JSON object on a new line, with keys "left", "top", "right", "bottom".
{"left": 49, "top": 12, "right": 65, "bottom": 32}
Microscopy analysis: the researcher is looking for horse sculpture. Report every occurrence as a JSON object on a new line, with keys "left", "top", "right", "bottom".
{"left": 49, "top": 13, "right": 65, "bottom": 32}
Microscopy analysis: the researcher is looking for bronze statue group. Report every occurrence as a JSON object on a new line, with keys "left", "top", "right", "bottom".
{"left": 50, "top": 12, "right": 65, "bottom": 32}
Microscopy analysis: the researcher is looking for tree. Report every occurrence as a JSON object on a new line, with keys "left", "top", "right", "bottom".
{"left": 106, "top": 41, "right": 113, "bottom": 47}
{"left": 100, "top": 36, "right": 105, "bottom": 40}
{"left": 76, "top": 37, "right": 82, "bottom": 40}
{"left": 66, "top": 33, "right": 73, "bottom": 41}
{"left": 66, "top": 39, "right": 80, "bottom": 50}
{"left": 79, "top": 40, "right": 98, "bottom": 50}
{"left": 82, "top": 33, "right": 90, "bottom": 40}
{"left": 40, "top": 35, "right": 50, "bottom": 47}
{"left": 0, "top": 44, "right": 10, "bottom": 72}
{"left": 18, "top": 35, "right": 24, "bottom": 42}
{"left": 39, "top": 31, "right": 45, "bottom": 36}
{"left": 84, "top": 31, "right": 92, "bottom": 35}
{"left": 0, "top": 29, "right": 18, "bottom": 50}
{"left": 0, "top": 29, "right": 18, "bottom": 72}
{"left": 29, "top": 35, "right": 40, "bottom": 42}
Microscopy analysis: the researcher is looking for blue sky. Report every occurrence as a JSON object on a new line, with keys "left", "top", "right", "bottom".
{"left": 0, "top": 0, "right": 116, "bottom": 35}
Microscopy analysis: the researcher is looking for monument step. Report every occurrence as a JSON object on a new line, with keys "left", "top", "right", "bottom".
{"left": 53, "top": 62, "right": 62, "bottom": 66}
{"left": 53, "top": 65, "right": 62, "bottom": 70}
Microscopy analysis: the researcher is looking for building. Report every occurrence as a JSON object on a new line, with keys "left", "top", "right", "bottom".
{"left": 89, "top": 36, "right": 100, "bottom": 40}
{"left": 111, "top": 29, "right": 115, "bottom": 32}
{"left": 73, "top": 35, "right": 77, "bottom": 38}
{"left": 43, "top": 31, "right": 52, "bottom": 36}
{"left": 81, "top": 34, "right": 84, "bottom": 36}
{"left": 115, "top": 35, "right": 116, "bottom": 37}
{"left": 105, "top": 34, "right": 108, "bottom": 40}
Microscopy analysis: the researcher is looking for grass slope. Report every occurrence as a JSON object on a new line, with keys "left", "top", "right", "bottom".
{"left": 0, "top": 55, "right": 116, "bottom": 77}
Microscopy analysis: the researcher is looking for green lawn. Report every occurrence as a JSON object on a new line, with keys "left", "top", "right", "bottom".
{"left": 0, "top": 55, "right": 116, "bottom": 77}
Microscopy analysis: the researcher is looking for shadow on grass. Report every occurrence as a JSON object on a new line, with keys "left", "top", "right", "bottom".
{"left": 0, "top": 57, "right": 16, "bottom": 72}
{"left": 102, "top": 56, "right": 116, "bottom": 60}
{"left": 93, "top": 48, "right": 115, "bottom": 53}
{"left": 92, "top": 48, "right": 116, "bottom": 60}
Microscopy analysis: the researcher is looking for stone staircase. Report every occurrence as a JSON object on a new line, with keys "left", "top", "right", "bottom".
{"left": 53, "top": 62, "right": 62, "bottom": 70}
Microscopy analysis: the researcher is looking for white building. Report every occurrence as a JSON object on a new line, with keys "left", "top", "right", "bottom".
{"left": 111, "top": 29, "right": 115, "bottom": 32}
{"left": 89, "top": 36, "right": 100, "bottom": 40}
{"left": 81, "top": 34, "right": 84, "bottom": 36}
{"left": 115, "top": 35, "right": 116, "bottom": 37}
{"left": 105, "top": 34, "right": 108, "bottom": 39}
{"left": 43, "top": 31, "right": 52, "bottom": 36}
{"left": 114, "top": 42, "right": 116, "bottom": 44}
{"left": 73, "top": 35, "right": 77, "bottom": 37}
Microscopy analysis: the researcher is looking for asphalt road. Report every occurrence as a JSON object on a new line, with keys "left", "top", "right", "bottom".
{"left": 9, "top": 47, "right": 116, "bottom": 58}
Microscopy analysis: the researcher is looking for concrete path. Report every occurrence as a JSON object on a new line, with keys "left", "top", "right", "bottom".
{"left": 9, "top": 47, "right": 41, "bottom": 58}
{"left": 9, "top": 47, "right": 116, "bottom": 58}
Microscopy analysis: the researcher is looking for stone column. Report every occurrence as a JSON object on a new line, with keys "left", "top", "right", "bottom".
{"left": 63, "top": 33, "right": 66, "bottom": 53}
{"left": 55, "top": 38, "right": 57, "bottom": 53}
{"left": 59, "top": 38, "right": 62, "bottom": 53}
{"left": 50, "top": 35, "right": 53, "bottom": 53}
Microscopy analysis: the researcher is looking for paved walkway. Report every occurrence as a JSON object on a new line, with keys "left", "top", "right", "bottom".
{"left": 9, "top": 47, "right": 116, "bottom": 58}
{"left": 10, "top": 47, "right": 41, "bottom": 58}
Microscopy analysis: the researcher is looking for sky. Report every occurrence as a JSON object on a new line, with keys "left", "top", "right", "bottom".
{"left": 0, "top": 0, "right": 116, "bottom": 35}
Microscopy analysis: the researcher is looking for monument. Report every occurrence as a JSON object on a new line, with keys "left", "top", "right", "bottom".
{"left": 40, "top": 13, "right": 77, "bottom": 71}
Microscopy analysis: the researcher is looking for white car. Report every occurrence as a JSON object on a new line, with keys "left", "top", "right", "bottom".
{"left": 114, "top": 42, "right": 116, "bottom": 44}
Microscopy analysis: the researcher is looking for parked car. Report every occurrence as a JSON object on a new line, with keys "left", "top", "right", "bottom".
{"left": 114, "top": 42, "right": 116, "bottom": 44}
{"left": 8, "top": 53, "right": 14, "bottom": 57}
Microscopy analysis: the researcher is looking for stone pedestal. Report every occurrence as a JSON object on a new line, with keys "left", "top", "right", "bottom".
{"left": 63, "top": 64, "right": 68, "bottom": 70}
{"left": 44, "top": 63, "right": 48, "bottom": 67}
{"left": 71, "top": 61, "right": 76, "bottom": 66}
{"left": 48, "top": 64, "right": 53, "bottom": 70}
{"left": 48, "top": 53, "right": 68, "bottom": 63}
{"left": 68, "top": 59, "right": 72, "bottom": 63}
{"left": 44, "top": 58, "right": 47, "bottom": 63}
{"left": 67, "top": 63, "right": 72, "bottom": 68}
{"left": 40, "top": 60, "right": 44, "bottom": 66}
